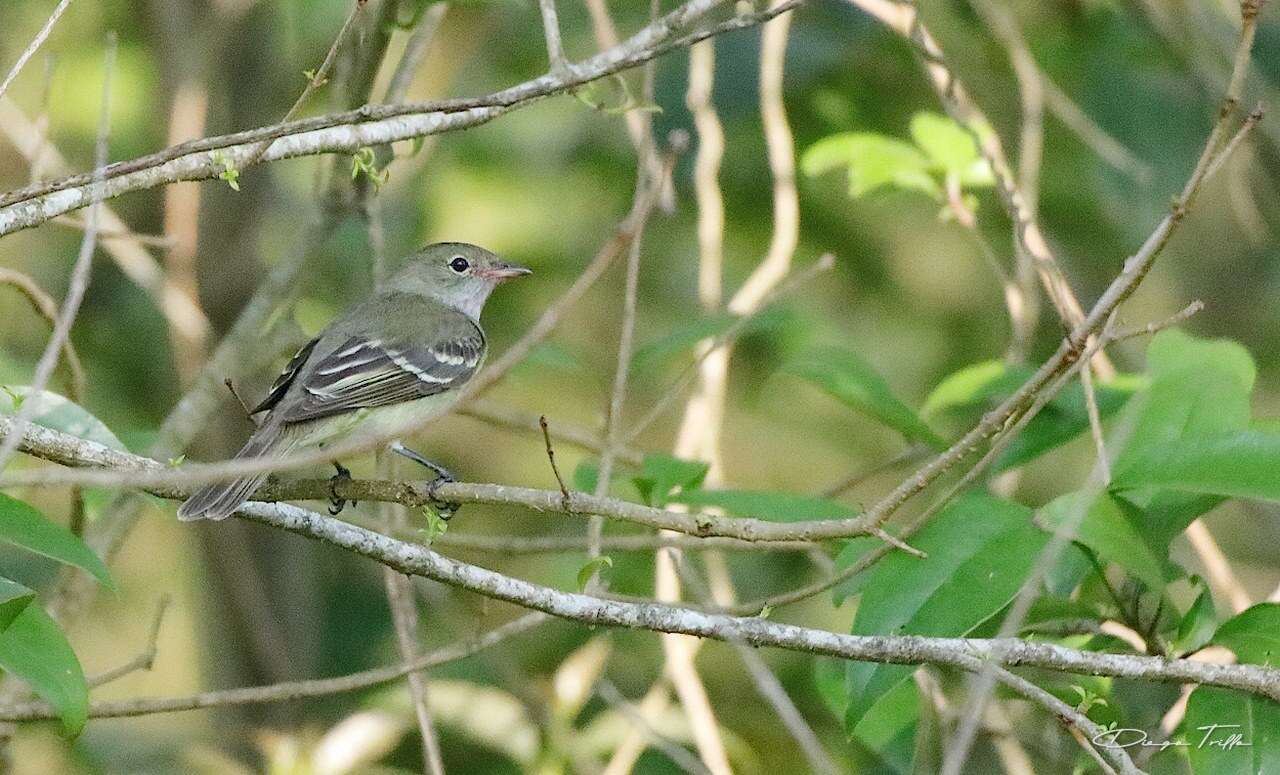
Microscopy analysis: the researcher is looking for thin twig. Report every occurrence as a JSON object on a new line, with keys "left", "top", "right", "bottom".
{"left": 222, "top": 379, "right": 259, "bottom": 425}
{"left": 462, "top": 400, "right": 643, "bottom": 465}
{"left": 0, "top": 268, "right": 86, "bottom": 401}
{"left": 0, "top": 34, "right": 113, "bottom": 473}
{"left": 0, "top": 0, "right": 74, "bottom": 103}
{"left": 678, "top": 562, "right": 840, "bottom": 775}
{"left": 1041, "top": 77, "right": 1153, "bottom": 184}
{"left": 1107, "top": 300, "right": 1204, "bottom": 342}
{"left": 0, "top": 97, "right": 211, "bottom": 351}
{"left": 88, "top": 594, "right": 171, "bottom": 688}
{"left": 383, "top": 3, "right": 449, "bottom": 104}
{"left": 0, "top": 613, "right": 546, "bottom": 720}
{"left": 429, "top": 532, "right": 815, "bottom": 554}
{"left": 241, "top": 0, "right": 365, "bottom": 169}
{"left": 537, "top": 0, "right": 572, "bottom": 74}
{"left": 980, "top": 661, "right": 1140, "bottom": 775}
{"left": 1079, "top": 361, "right": 1111, "bottom": 484}
{"left": 820, "top": 445, "right": 926, "bottom": 497}
{"left": 539, "top": 416, "right": 571, "bottom": 507}
{"left": 595, "top": 680, "right": 711, "bottom": 775}
{"left": 588, "top": 162, "right": 659, "bottom": 589}
{"left": 0, "top": 0, "right": 806, "bottom": 234}
{"left": 622, "top": 254, "right": 834, "bottom": 447}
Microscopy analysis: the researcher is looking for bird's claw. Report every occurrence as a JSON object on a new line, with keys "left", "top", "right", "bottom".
{"left": 390, "top": 441, "right": 462, "bottom": 520}
{"left": 328, "top": 462, "right": 357, "bottom": 515}
{"left": 426, "top": 473, "right": 460, "bottom": 521}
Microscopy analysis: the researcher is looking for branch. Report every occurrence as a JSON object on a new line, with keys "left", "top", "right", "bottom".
{"left": 189, "top": 499, "right": 1280, "bottom": 703}
{"left": 595, "top": 680, "right": 712, "bottom": 775}
{"left": 537, "top": 0, "right": 572, "bottom": 75}
{"left": 461, "top": 399, "right": 643, "bottom": 466}
{"left": 846, "top": 0, "right": 1113, "bottom": 376}
{"left": 87, "top": 595, "right": 170, "bottom": 688}
{"left": 0, "top": 35, "right": 113, "bottom": 472}
{"left": 0, "top": 416, "right": 874, "bottom": 543}
{"left": 587, "top": 150, "right": 671, "bottom": 590}
{"left": 0, "top": 613, "right": 546, "bottom": 721}
{"left": 432, "top": 531, "right": 815, "bottom": 554}
{"left": 0, "top": 268, "right": 86, "bottom": 401}
{"left": 5, "top": 421, "right": 1280, "bottom": 709}
{"left": 0, "top": 97, "right": 212, "bottom": 355}
{"left": 0, "top": 0, "right": 74, "bottom": 103}
{"left": 0, "top": 0, "right": 803, "bottom": 237}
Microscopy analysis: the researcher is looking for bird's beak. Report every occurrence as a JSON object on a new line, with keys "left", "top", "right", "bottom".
{"left": 478, "top": 261, "right": 533, "bottom": 281}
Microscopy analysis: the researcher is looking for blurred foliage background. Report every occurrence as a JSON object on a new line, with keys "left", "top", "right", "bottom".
{"left": 1, "top": 0, "right": 1279, "bottom": 772}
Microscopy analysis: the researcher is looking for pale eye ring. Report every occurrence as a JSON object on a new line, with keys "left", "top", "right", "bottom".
{"left": 449, "top": 256, "right": 470, "bottom": 273}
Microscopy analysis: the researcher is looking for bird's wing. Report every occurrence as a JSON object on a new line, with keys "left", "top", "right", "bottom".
{"left": 250, "top": 337, "right": 320, "bottom": 415}
{"left": 275, "top": 317, "right": 485, "bottom": 423}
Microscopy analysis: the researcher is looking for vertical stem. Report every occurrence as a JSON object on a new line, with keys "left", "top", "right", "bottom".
{"left": 538, "top": 0, "right": 570, "bottom": 73}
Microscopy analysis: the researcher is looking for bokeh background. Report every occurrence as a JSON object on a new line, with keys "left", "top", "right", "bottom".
{"left": 1, "top": 0, "right": 1278, "bottom": 772}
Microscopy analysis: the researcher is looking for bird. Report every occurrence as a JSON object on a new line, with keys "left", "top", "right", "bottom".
{"left": 177, "top": 242, "right": 531, "bottom": 522}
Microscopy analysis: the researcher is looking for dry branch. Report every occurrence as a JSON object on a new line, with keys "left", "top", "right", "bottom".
{"left": 4, "top": 418, "right": 1280, "bottom": 713}
{"left": 0, "top": 0, "right": 802, "bottom": 237}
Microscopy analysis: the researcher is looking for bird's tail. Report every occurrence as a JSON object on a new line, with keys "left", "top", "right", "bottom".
{"left": 177, "top": 421, "right": 294, "bottom": 522}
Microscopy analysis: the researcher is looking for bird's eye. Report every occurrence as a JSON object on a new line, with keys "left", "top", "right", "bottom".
{"left": 449, "top": 256, "right": 470, "bottom": 273}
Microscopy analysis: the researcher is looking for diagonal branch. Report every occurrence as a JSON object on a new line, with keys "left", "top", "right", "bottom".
{"left": 189, "top": 499, "right": 1280, "bottom": 704}
{"left": 0, "top": 613, "right": 546, "bottom": 721}
{"left": 4, "top": 419, "right": 1280, "bottom": 708}
{"left": 0, "top": 0, "right": 803, "bottom": 237}
{"left": 0, "top": 35, "right": 114, "bottom": 473}
{"left": 0, "top": 0, "right": 74, "bottom": 103}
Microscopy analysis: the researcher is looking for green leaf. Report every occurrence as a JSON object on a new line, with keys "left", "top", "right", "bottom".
{"left": 909, "top": 112, "right": 992, "bottom": 189}
{"left": 1117, "top": 489, "right": 1224, "bottom": 559}
{"left": 1214, "top": 604, "right": 1280, "bottom": 665}
{"left": 0, "top": 604, "right": 87, "bottom": 736}
{"left": 831, "top": 536, "right": 884, "bottom": 605}
{"left": 1179, "top": 686, "right": 1280, "bottom": 775}
{"left": 1115, "top": 431, "right": 1280, "bottom": 502}
{"left": 631, "top": 454, "right": 708, "bottom": 507}
{"left": 0, "top": 578, "right": 35, "bottom": 634}
{"left": 0, "top": 494, "right": 113, "bottom": 588}
{"left": 993, "top": 378, "right": 1134, "bottom": 472}
{"left": 1, "top": 386, "right": 126, "bottom": 451}
{"left": 813, "top": 657, "right": 847, "bottom": 720}
{"left": 851, "top": 679, "right": 919, "bottom": 774}
{"left": 844, "top": 492, "right": 1047, "bottom": 727}
{"left": 919, "top": 363, "right": 1136, "bottom": 470}
{"left": 572, "top": 461, "right": 600, "bottom": 494}
{"left": 784, "top": 347, "right": 944, "bottom": 448}
{"left": 802, "top": 133, "right": 941, "bottom": 199}
{"left": 669, "top": 489, "right": 855, "bottom": 523}
{"left": 1147, "top": 328, "right": 1256, "bottom": 390}
{"left": 921, "top": 360, "right": 1008, "bottom": 417}
{"left": 576, "top": 556, "right": 612, "bottom": 591}
{"left": 1037, "top": 491, "right": 1167, "bottom": 591}
{"left": 1114, "top": 330, "right": 1255, "bottom": 476}
{"left": 1173, "top": 577, "right": 1218, "bottom": 656}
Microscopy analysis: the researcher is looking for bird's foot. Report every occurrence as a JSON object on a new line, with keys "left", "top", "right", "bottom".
{"left": 390, "top": 441, "right": 461, "bottom": 520}
{"left": 425, "top": 472, "right": 459, "bottom": 521}
{"left": 328, "top": 462, "right": 357, "bottom": 515}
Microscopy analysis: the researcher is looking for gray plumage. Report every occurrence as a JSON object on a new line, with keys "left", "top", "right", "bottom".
{"left": 178, "top": 242, "right": 530, "bottom": 521}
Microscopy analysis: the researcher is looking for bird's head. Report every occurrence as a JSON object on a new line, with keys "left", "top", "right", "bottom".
{"left": 396, "top": 242, "right": 531, "bottom": 319}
